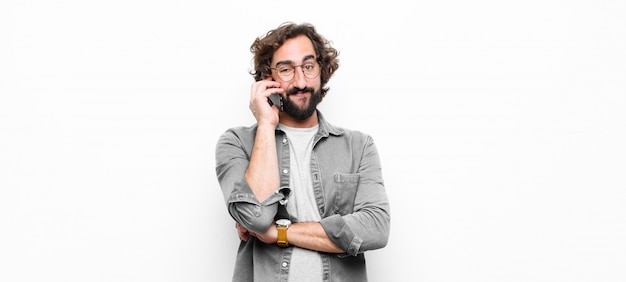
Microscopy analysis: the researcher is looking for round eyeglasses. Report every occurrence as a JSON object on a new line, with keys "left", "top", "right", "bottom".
{"left": 270, "top": 61, "right": 321, "bottom": 82}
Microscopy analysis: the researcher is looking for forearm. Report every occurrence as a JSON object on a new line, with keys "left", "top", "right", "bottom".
{"left": 288, "top": 222, "right": 343, "bottom": 253}
{"left": 245, "top": 221, "right": 343, "bottom": 253}
{"left": 245, "top": 123, "right": 279, "bottom": 202}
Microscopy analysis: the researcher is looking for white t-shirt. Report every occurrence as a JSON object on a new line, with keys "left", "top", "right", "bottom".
{"left": 277, "top": 123, "right": 323, "bottom": 282}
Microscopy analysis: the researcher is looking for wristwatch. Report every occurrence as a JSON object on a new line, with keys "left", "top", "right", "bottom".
{"left": 276, "top": 219, "right": 291, "bottom": 247}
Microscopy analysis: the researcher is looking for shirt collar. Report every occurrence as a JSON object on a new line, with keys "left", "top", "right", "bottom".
{"left": 316, "top": 110, "right": 343, "bottom": 137}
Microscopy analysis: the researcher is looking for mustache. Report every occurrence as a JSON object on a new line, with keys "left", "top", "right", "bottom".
{"left": 286, "top": 86, "right": 314, "bottom": 96}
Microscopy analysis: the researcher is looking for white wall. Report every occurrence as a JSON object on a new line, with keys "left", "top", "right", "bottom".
{"left": 1, "top": 0, "right": 625, "bottom": 281}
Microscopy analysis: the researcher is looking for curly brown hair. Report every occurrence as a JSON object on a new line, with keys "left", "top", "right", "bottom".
{"left": 249, "top": 22, "right": 340, "bottom": 98}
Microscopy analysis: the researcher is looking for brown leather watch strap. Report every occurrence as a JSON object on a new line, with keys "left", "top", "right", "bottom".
{"left": 277, "top": 225, "right": 289, "bottom": 247}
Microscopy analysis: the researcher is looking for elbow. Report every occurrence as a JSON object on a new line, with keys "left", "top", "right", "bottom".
{"left": 376, "top": 227, "right": 390, "bottom": 249}
{"left": 365, "top": 209, "right": 391, "bottom": 250}
{"left": 229, "top": 201, "right": 277, "bottom": 233}
{"left": 369, "top": 221, "right": 390, "bottom": 250}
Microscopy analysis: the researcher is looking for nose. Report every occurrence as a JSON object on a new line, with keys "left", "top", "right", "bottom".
{"left": 291, "top": 65, "right": 308, "bottom": 89}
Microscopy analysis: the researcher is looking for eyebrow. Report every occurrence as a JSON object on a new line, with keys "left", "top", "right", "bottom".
{"left": 275, "top": 54, "right": 316, "bottom": 66}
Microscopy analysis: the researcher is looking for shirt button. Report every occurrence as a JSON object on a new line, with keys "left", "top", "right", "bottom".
{"left": 282, "top": 169, "right": 289, "bottom": 174}
{"left": 281, "top": 261, "right": 289, "bottom": 268}
{"left": 282, "top": 138, "right": 288, "bottom": 144}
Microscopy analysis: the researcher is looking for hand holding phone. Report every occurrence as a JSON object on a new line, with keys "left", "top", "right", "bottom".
{"left": 267, "top": 94, "right": 283, "bottom": 112}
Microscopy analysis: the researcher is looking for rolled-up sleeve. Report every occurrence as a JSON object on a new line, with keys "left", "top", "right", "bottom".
{"left": 215, "top": 129, "right": 288, "bottom": 233}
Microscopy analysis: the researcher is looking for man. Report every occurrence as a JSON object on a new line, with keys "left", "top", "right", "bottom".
{"left": 215, "top": 22, "right": 391, "bottom": 282}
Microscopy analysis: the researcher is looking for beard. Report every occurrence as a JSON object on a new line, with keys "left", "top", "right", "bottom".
{"left": 282, "top": 87, "right": 322, "bottom": 120}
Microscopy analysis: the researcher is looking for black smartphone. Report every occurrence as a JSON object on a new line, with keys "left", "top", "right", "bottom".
{"left": 268, "top": 94, "right": 283, "bottom": 111}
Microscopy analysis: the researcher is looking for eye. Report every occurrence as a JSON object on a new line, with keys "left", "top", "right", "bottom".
{"left": 277, "top": 65, "right": 293, "bottom": 74}
{"left": 303, "top": 64, "right": 315, "bottom": 70}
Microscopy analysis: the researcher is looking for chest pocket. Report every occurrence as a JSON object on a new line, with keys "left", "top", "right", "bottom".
{"left": 332, "top": 173, "right": 360, "bottom": 215}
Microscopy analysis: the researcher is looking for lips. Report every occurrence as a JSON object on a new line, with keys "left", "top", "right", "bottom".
{"left": 289, "top": 92, "right": 309, "bottom": 96}
{"left": 287, "top": 91, "right": 311, "bottom": 99}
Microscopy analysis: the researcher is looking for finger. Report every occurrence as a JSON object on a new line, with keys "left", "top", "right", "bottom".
{"left": 252, "top": 80, "right": 281, "bottom": 97}
{"left": 240, "top": 232, "right": 249, "bottom": 242}
{"left": 236, "top": 224, "right": 250, "bottom": 241}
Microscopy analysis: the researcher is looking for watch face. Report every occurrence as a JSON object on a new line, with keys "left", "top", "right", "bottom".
{"left": 276, "top": 219, "right": 291, "bottom": 226}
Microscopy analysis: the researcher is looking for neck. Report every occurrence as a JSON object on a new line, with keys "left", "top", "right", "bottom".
{"left": 279, "top": 110, "right": 319, "bottom": 128}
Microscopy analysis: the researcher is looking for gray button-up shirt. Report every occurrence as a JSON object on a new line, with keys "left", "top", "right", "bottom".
{"left": 215, "top": 111, "right": 391, "bottom": 282}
